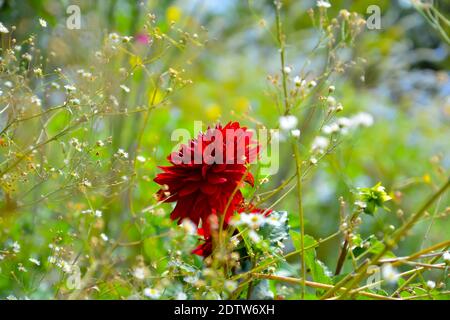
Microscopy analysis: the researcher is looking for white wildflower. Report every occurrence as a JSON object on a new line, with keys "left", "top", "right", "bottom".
{"left": 426, "top": 280, "right": 436, "bottom": 290}
{"left": 94, "top": 210, "right": 102, "bottom": 218}
{"left": 11, "top": 241, "right": 21, "bottom": 253}
{"left": 0, "top": 22, "right": 9, "bottom": 33}
{"left": 230, "top": 236, "right": 240, "bottom": 247}
{"left": 144, "top": 288, "right": 161, "bottom": 299}
{"left": 382, "top": 264, "right": 399, "bottom": 284}
{"left": 29, "top": 258, "right": 40, "bottom": 266}
{"left": 120, "top": 84, "right": 130, "bottom": 93}
{"left": 175, "top": 292, "right": 187, "bottom": 300}
{"left": 180, "top": 218, "right": 197, "bottom": 235}
{"left": 100, "top": 233, "right": 109, "bottom": 242}
{"left": 31, "top": 95, "right": 42, "bottom": 106}
{"left": 352, "top": 112, "right": 374, "bottom": 127}
{"left": 248, "top": 230, "right": 261, "bottom": 243}
{"left": 39, "top": 18, "right": 47, "bottom": 28}
{"left": 322, "top": 122, "right": 340, "bottom": 134}
{"left": 64, "top": 84, "right": 76, "bottom": 92}
{"left": 224, "top": 280, "right": 238, "bottom": 292}
{"left": 82, "top": 179, "right": 92, "bottom": 187}
{"left": 51, "top": 82, "right": 60, "bottom": 89}
{"left": 326, "top": 96, "right": 336, "bottom": 106}
{"left": 133, "top": 267, "right": 147, "bottom": 280}
{"left": 69, "top": 98, "right": 80, "bottom": 105}
{"left": 108, "top": 32, "right": 120, "bottom": 43}
{"left": 443, "top": 251, "right": 450, "bottom": 263}
{"left": 247, "top": 213, "right": 266, "bottom": 229}
{"left": 136, "top": 155, "right": 146, "bottom": 162}
{"left": 317, "top": 0, "right": 331, "bottom": 8}
{"left": 291, "top": 129, "right": 301, "bottom": 138}
{"left": 116, "top": 148, "right": 129, "bottom": 159}
{"left": 294, "top": 76, "right": 305, "bottom": 87}
{"left": 48, "top": 256, "right": 57, "bottom": 264}
{"left": 283, "top": 66, "right": 292, "bottom": 74}
{"left": 22, "top": 53, "right": 32, "bottom": 61}
{"left": 308, "top": 80, "right": 317, "bottom": 88}
{"left": 279, "top": 115, "right": 298, "bottom": 131}
{"left": 311, "top": 136, "right": 329, "bottom": 153}
{"left": 18, "top": 264, "right": 28, "bottom": 272}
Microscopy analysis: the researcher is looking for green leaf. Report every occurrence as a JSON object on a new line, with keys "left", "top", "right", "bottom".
{"left": 290, "top": 232, "right": 332, "bottom": 289}
{"left": 259, "top": 211, "right": 289, "bottom": 245}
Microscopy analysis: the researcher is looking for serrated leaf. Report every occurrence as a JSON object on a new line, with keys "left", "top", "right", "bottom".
{"left": 259, "top": 211, "right": 289, "bottom": 244}
{"left": 290, "top": 232, "right": 332, "bottom": 287}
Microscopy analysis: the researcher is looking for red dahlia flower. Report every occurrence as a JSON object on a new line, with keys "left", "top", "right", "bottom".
{"left": 154, "top": 122, "right": 259, "bottom": 238}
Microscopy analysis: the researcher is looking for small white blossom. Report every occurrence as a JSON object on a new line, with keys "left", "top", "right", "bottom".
{"left": 352, "top": 112, "right": 374, "bottom": 127}
{"left": 100, "top": 233, "right": 109, "bottom": 242}
{"left": 426, "top": 280, "right": 436, "bottom": 290}
{"left": 116, "top": 148, "right": 129, "bottom": 159}
{"left": 308, "top": 80, "right": 317, "bottom": 88}
{"left": 64, "top": 84, "right": 76, "bottom": 92}
{"left": 283, "top": 66, "right": 292, "bottom": 74}
{"left": 136, "top": 155, "right": 146, "bottom": 162}
{"left": 51, "top": 82, "right": 60, "bottom": 89}
{"left": 326, "top": 96, "right": 337, "bottom": 106}
{"left": 0, "top": 22, "right": 9, "bottom": 33}
{"left": 382, "top": 264, "right": 399, "bottom": 284}
{"left": 48, "top": 256, "right": 57, "bottom": 264}
{"left": 18, "top": 263, "right": 28, "bottom": 272}
{"left": 133, "top": 267, "right": 146, "bottom": 280}
{"left": 120, "top": 84, "right": 130, "bottom": 93}
{"left": 317, "top": 0, "right": 331, "bottom": 8}
{"left": 311, "top": 136, "right": 329, "bottom": 153}
{"left": 175, "top": 292, "right": 187, "bottom": 300}
{"left": 247, "top": 213, "right": 266, "bottom": 229}
{"left": 180, "top": 218, "right": 197, "bottom": 235}
{"left": 39, "top": 18, "right": 47, "bottom": 28}
{"left": 144, "top": 288, "right": 161, "bottom": 299}
{"left": 224, "top": 280, "right": 238, "bottom": 292}
{"left": 322, "top": 123, "right": 340, "bottom": 134}
{"left": 109, "top": 32, "right": 121, "bottom": 43}
{"left": 11, "top": 241, "right": 21, "bottom": 253}
{"left": 82, "top": 179, "right": 92, "bottom": 187}
{"left": 291, "top": 129, "right": 301, "bottom": 138}
{"left": 248, "top": 230, "right": 261, "bottom": 243}
{"left": 22, "top": 53, "right": 32, "bottom": 61}
{"left": 69, "top": 98, "right": 80, "bottom": 105}
{"left": 443, "top": 251, "right": 450, "bottom": 263}
{"left": 31, "top": 95, "right": 42, "bottom": 106}
{"left": 29, "top": 258, "right": 40, "bottom": 266}
{"left": 279, "top": 115, "right": 298, "bottom": 131}
{"left": 294, "top": 76, "right": 305, "bottom": 87}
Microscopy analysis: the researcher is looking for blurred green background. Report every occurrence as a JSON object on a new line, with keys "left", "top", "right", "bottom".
{"left": 0, "top": 0, "right": 449, "bottom": 298}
